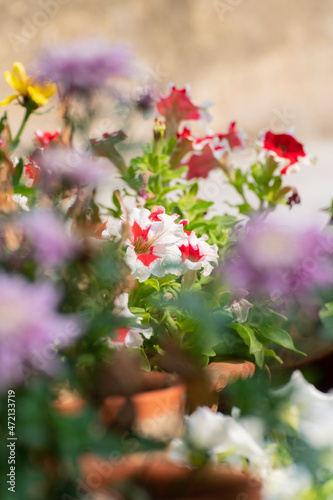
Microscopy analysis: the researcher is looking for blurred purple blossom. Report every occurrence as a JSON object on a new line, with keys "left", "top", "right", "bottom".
{"left": 0, "top": 274, "right": 83, "bottom": 389}
{"left": 38, "top": 146, "right": 110, "bottom": 186}
{"left": 23, "top": 210, "right": 77, "bottom": 267}
{"left": 223, "top": 218, "right": 333, "bottom": 301}
{"left": 36, "top": 38, "right": 133, "bottom": 96}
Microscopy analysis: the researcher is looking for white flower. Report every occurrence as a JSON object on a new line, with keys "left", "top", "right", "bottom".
{"left": 186, "top": 406, "right": 227, "bottom": 452}
{"left": 12, "top": 194, "right": 29, "bottom": 211}
{"left": 110, "top": 293, "right": 153, "bottom": 348}
{"left": 263, "top": 464, "right": 312, "bottom": 500}
{"left": 225, "top": 298, "right": 253, "bottom": 323}
{"left": 169, "top": 406, "right": 265, "bottom": 470}
{"left": 276, "top": 370, "right": 333, "bottom": 450}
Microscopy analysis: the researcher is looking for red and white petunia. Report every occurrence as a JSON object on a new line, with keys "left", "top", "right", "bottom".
{"left": 110, "top": 293, "right": 153, "bottom": 348}
{"left": 124, "top": 206, "right": 185, "bottom": 282}
{"left": 23, "top": 156, "right": 42, "bottom": 188}
{"left": 178, "top": 225, "right": 219, "bottom": 277}
{"left": 172, "top": 122, "right": 246, "bottom": 179}
{"left": 103, "top": 206, "right": 219, "bottom": 281}
{"left": 34, "top": 129, "right": 60, "bottom": 148}
{"left": 156, "top": 85, "right": 212, "bottom": 136}
{"left": 258, "top": 130, "right": 309, "bottom": 174}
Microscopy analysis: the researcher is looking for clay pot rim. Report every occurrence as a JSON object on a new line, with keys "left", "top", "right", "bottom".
{"left": 103, "top": 381, "right": 187, "bottom": 406}
{"left": 104, "top": 371, "right": 185, "bottom": 398}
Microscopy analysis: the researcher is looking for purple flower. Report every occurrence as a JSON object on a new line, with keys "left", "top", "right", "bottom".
{"left": 23, "top": 210, "right": 76, "bottom": 267}
{"left": 38, "top": 146, "right": 110, "bottom": 186}
{"left": 36, "top": 38, "right": 133, "bottom": 96}
{"left": 223, "top": 218, "right": 333, "bottom": 301}
{"left": 0, "top": 274, "right": 83, "bottom": 389}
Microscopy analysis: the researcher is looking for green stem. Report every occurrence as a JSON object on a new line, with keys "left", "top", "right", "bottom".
{"left": 11, "top": 106, "right": 33, "bottom": 152}
{"left": 182, "top": 270, "right": 197, "bottom": 290}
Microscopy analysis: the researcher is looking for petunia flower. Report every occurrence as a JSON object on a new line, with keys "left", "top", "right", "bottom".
{"left": 276, "top": 370, "right": 333, "bottom": 450}
{"left": 178, "top": 227, "right": 219, "bottom": 277}
{"left": 169, "top": 406, "right": 265, "bottom": 469}
{"left": 172, "top": 122, "right": 245, "bottom": 179}
{"left": 34, "top": 129, "right": 60, "bottom": 148}
{"left": 156, "top": 85, "right": 212, "bottom": 137}
{"left": 0, "top": 62, "right": 56, "bottom": 108}
{"left": 110, "top": 293, "right": 153, "bottom": 348}
{"left": 103, "top": 206, "right": 219, "bottom": 282}
{"left": 23, "top": 156, "right": 41, "bottom": 188}
{"left": 123, "top": 206, "right": 185, "bottom": 282}
{"left": 258, "top": 130, "right": 308, "bottom": 174}
{"left": 0, "top": 273, "right": 83, "bottom": 389}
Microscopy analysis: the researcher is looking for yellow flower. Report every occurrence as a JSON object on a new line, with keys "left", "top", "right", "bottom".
{"left": 0, "top": 62, "right": 56, "bottom": 107}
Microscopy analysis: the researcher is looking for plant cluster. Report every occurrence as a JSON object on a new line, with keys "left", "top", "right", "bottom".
{"left": 0, "top": 41, "right": 332, "bottom": 500}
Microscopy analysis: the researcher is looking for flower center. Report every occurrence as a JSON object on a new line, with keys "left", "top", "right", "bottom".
{"left": 134, "top": 236, "right": 152, "bottom": 255}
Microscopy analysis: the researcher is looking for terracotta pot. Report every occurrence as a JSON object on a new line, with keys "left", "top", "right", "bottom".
{"left": 203, "top": 359, "right": 255, "bottom": 411}
{"left": 79, "top": 452, "right": 262, "bottom": 500}
{"left": 100, "top": 372, "right": 187, "bottom": 439}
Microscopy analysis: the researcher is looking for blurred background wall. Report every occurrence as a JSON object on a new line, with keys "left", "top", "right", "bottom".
{"left": 0, "top": 0, "right": 332, "bottom": 217}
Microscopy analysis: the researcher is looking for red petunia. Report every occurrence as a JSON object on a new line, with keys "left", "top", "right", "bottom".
{"left": 156, "top": 85, "right": 211, "bottom": 136}
{"left": 261, "top": 131, "right": 306, "bottom": 174}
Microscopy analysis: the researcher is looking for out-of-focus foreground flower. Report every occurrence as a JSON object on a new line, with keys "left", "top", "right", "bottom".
{"left": 36, "top": 38, "right": 133, "bottom": 96}
{"left": 22, "top": 210, "right": 77, "bottom": 267}
{"left": 37, "top": 146, "right": 110, "bottom": 186}
{"left": 276, "top": 370, "right": 333, "bottom": 449}
{"left": 223, "top": 217, "right": 333, "bottom": 301}
{"left": 169, "top": 406, "right": 265, "bottom": 469}
{"left": 0, "top": 274, "right": 82, "bottom": 389}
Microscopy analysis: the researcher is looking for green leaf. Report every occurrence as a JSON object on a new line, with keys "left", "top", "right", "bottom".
{"left": 144, "top": 278, "right": 160, "bottom": 291}
{"left": 129, "top": 307, "right": 146, "bottom": 314}
{"left": 0, "top": 112, "right": 8, "bottom": 135}
{"left": 259, "top": 326, "right": 306, "bottom": 355}
{"left": 158, "top": 275, "right": 178, "bottom": 287}
{"left": 201, "top": 347, "right": 216, "bottom": 357}
{"left": 230, "top": 323, "right": 263, "bottom": 354}
{"left": 254, "top": 347, "right": 265, "bottom": 368}
{"left": 190, "top": 200, "right": 214, "bottom": 212}
{"left": 264, "top": 348, "right": 283, "bottom": 364}
{"left": 273, "top": 186, "right": 291, "bottom": 203}
{"left": 12, "top": 157, "right": 24, "bottom": 187}
{"left": 189, "top": 182, "right": 199, "bottom": 196}
{"left": 90, "top": 130, "right": 127, "bottom": 172}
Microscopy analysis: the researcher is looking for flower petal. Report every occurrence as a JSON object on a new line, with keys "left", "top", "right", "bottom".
{"left": 0, "top": 94, "right": 18, "bottom": 107}
{"left": 27, "top": 86, "right": 48, "bottom": 106}
{"left": 12, "top": 62, "right": 27, "bottom": 82}
{"left": 4, "top": 70, "right": 27, "bottom": 95}
{"left": 41, "top": 82, "right": 57, "bottom": 98}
